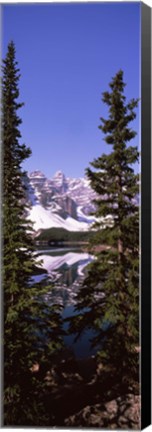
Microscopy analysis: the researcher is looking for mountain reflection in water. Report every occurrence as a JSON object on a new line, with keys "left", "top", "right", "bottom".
{"left": 35, "top": 249, "right": 96, "bottom": 358}
{"left": 38, "top": 250, "right": 93, "bottom": 308}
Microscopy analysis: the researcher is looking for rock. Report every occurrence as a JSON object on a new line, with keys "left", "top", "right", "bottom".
{"left": 118, "top": 415, "right": 129, "bottom": 426}
{"left": 96, "top": 362, "right": 104, "bottom": 376}
{"left": 64, "top": 394, "right": 140, "bottom": 429}
{"left": 30, "top": 362, "right": 39, "bottom": 372}
{"left": 124, "top": 396, "right": 140, "bottom": 423}
{"left": 105, "top": 399, "right": 118, "bottom": 416}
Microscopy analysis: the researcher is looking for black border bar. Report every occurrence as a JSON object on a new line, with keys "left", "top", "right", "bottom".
{"left": 141, "top": 2, "right": 151, "bottom": 429}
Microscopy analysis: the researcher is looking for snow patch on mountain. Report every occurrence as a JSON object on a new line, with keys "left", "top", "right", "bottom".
{"left": 77, "top": 206, "right": 95, "bottom": 224}
{"left": 28, "top": 204, "right": 90, "bottom": 232}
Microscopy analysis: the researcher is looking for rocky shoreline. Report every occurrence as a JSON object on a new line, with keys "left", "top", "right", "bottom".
{"left": 32, "top": 351, "right": 140, "bottom": 429}
{"left": 65, "top": 394, "right": 140, "bottom": 429}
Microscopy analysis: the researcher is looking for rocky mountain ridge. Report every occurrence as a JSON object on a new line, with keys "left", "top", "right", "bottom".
{"left": 28, "top": 170, "right": 96, "bottom": 211}
{"left": 25, "top": 170, "right": 138, "bottom": 233}
{"left": 25, "top": 170, "right": 97, "bottom": 232}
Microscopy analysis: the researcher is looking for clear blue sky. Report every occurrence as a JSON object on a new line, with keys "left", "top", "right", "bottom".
{"left": 2, "top": 2, "right": 140, "bottom": 178}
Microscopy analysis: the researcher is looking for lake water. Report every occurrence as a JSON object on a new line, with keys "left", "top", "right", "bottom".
{"left": 34, "top": 247, "right": 97, "bottom": 358}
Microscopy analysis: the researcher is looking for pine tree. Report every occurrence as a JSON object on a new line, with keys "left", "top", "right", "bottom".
{"left": 69, "top": 70, "right": 139, "bottom": 380}
{"left": 2, "top": 41, "right": 63, "bottom": 426}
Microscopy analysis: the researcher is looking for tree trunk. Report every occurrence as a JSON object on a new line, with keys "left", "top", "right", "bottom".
{"left": 118, "top": 238, "right": 123, "bottom": 255}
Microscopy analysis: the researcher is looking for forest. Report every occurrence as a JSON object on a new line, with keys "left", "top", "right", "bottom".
{"left": 2, "top": 41, "right": 140, "bottom": 429}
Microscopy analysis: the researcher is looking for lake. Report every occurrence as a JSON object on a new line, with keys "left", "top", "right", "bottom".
{"left": 34, "top": 247, "right": 97, "bottom": 359}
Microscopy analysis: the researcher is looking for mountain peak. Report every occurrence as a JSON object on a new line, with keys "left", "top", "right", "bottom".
{"left": 53, "top": 171, "right": 67, "bottom": 190}
{"left": 29, "top": 170, "right": 46, "bottom": 179}
{"left": 53, "top": 170, "right": 65, "bottom": 179}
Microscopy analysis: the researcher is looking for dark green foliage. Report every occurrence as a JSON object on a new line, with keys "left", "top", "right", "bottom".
{"left": 2, "top": 41, "right": 63, "bottom": 426}
{"left": 37, "top": 227, "right": 95, "bottom": 243}
{"left": 70, "top": 70, "right": 139, "bottom": 378}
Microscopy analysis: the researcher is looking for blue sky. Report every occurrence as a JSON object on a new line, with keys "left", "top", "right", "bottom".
{"left": 2, "top": 2, "right": 140, "bottom": 178}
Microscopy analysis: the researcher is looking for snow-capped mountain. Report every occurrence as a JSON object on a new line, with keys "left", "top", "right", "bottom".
{"left": 25, "top": 169, "right": 138, "bottom": 234}
{"left": 26, "top": 170, "right": 97, "bottom": 232}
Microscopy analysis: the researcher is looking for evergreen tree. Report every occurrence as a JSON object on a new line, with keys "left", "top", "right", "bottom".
{"left": 2, "top": 41, "right": 63, "bottom": 426}
{"left": 69, "top": 70, "right": 139, "bottom": 380}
